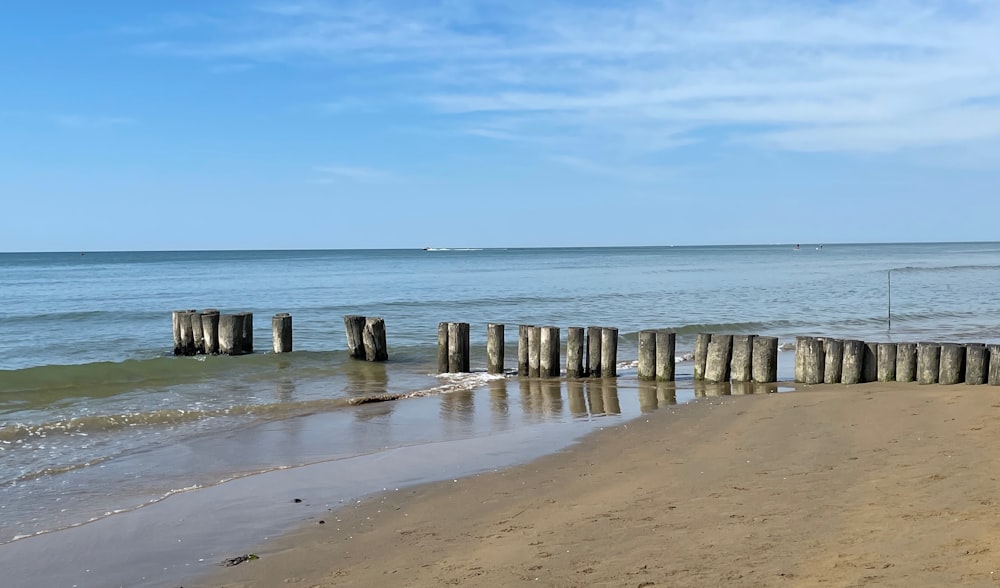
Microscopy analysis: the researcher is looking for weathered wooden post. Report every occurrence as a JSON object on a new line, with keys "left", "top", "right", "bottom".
{"left": 862, "top": 342, "right": 878, "bottom": 383}
{"left": 344, "top": 315, "right": 366, "bottom": 359}
{"left": 601, "top": 327, "right": 618, "bottom": 378}
{"left": 938, "top": 343, "right": 965, "bottom": 385}
{"left": 191, "top": 312, "right": 205, "bottom": 354}
{"left": 794, "top": 336, "right": 809, "bottom": 383}
{"left": 566, "top": 327, "right": 585, "bottom": 378}
{"left": 800, "top": 337, "right": 825, "bottom": 384}
{"left": 218, "top": 314, "right": 242, "bottom": 356}
{"left": 517, "top": 325, "right": 531, "bottom": 376}
{"left": 172, "top": 310, "right": 185, "bottom": 355}
{"left": 705, "top": 334, "right": 733, "bottom": 383}
{"left": 272, "top": 313, "right": 292, "bottom": 353}
{"left": 539, "top": 326, "right": 560, "bottom": 378}
{"left": 438, "top": 322, "right": 450, "bottom": 373}
{"left": 237, "top": 312, "right": 253, "bottom": 355}
{"left": 988, "top": 344, "right": 1000, "bottom": 386}
{"left": 841, "top": 339, "right": 864, "bottom": 385}
{"left": 895, "top": 342, "right": 917, "bottom": 382}
{"left": 655, "top": 330, "right": 676, "bottom": 382}
{"left": 448, "top": 322, "right": 470, "bottom": 373}
{"left": 170, "top": 309, "right": 196, "bottom": 355}
{"left": 694, "top": 333, "right": 711, "bottom": 381}
{"left": 200, "top": 309, "right": 220, "bottom": 355}
{"left": 587, "top": 326, "right": 603, "bottom": 377}
{"left": 823, "top": 338, "right": 844, "bottom": 384}
{"left": 877, "top": 343, "right": 897, "bottom": 382}
{"left": 730, "top": 335, "right": 754, "bottom": 382}
{"left": 528, "top": 326, "right": 541, "bottom": 377}
{"left": 916, "top": 342, "right": 940, "bottom": 384}
{"left": 363, "top": 316, "right": 388, "bottom": 361}
{"left": 965, "top": 343, "right": 987, "bottom": 385}
{"left": 637, "top": 330, "right": 657, "bottom": 381}
{"left": 487, "top": 323, "right": 504, "bottom": 374}
{"left": 751, "top": 336, "right": 778, "bottom": 383}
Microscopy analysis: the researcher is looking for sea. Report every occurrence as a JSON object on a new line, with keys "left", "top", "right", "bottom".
{"left": 3, "top": 243, "right": 1000, "bottom": 587}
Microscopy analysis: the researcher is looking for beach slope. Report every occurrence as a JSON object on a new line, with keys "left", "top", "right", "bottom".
{"left": 203, "top": 383, "right": 1000, "bottom": 587}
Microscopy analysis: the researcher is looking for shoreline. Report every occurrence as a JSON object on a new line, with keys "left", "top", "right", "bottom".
{"left": 199, "top": 382, "right": 1000, "bottom": 587}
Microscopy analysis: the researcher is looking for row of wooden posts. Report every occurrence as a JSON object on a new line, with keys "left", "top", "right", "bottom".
{"left": 793, "top": 336, "right": 1000, "bottom": 385}
{"left": 437, "top": 324, "right": 782, "bottom": 384}
{"left": 171, "top": 309, "right": 291, "bottom": 356}
{"left": 437, "top": 323, "right": 626, "bottom": 378}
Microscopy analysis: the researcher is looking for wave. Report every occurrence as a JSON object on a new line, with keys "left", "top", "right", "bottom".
{"left": 889, "top": 264, "right": 1000, "bottom": 273}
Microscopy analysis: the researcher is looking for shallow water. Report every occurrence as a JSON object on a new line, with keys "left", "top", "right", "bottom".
{"left": 2, "top": 243, "right": 999, "bottom": 584}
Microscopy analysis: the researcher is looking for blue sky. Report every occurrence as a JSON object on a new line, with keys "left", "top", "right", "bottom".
{"left": 3, "top": 0, "right": 1000, "bottom": 251}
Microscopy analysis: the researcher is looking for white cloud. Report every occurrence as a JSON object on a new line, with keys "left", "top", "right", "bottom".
{"left": 311, "top": 164, "right": 394, "bottom": 183}
{"left": 135, "top": 0, "right": 1000, "bottom": 158}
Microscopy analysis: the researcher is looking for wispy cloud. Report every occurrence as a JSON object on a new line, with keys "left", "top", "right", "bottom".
{"left": 133, "top": 0, "right": 1000, "bottom": 160}
{"left": 51, "top": 114, "right": 136, "bottom": 129}
{"left": 310, "top": 164, "right": 394, "bottom": 184}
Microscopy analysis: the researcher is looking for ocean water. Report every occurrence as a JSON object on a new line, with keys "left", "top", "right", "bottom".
{"left": 3, "top": 243, "right": 1000, "bottom": 586}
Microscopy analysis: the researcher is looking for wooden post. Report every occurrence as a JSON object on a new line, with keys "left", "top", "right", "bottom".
{"left": 966, "top": 343, "right": 987, "bottom": 385}
{"left": 172, "top": 310, "right": 185, "bottom": 356}
{"left": 655, "top": 330, "right": 676, "bottom": 382}
{"left": 800, "top": 337, "right": 825, "bottom": 384}
{"left": 539, "top": 326, "right": 560, "bottom": 378}
{"left": 704, "top": 334, "right": 733, "bottom": 383}
{"left": 841, "top": 339, "right": 864, "bottom": 385}
{"left": 528, "top": 326, "right": 541, "bottom": 377}
{"left": 517, "top": 325, "right": 531, "bottom": 376}
{"left": 693, "top": 333, "right": 711, "bottom": 381}
{"left": 938, "top": 343, "right": 965, "bottom": 385}
{"left": 566, "top": 327, "right": 585, "bottom": 378}
{"left": 218, "top": 314, "right": 241, "bottom": 356}
{"left": 344, "top": 315, "right": 366, "bottom": 359}
{"left": 895, "top": 342, "right": 917, "bottom": 382}
{"left": 988, "top": 344, "right": 1000, "bottom": 385}
{"left": 916, "top": 342, "right": 940, "bottom": 384}
{"left": 587, "top": 326, "right": 603, "bottom": 377}
{"left": 751, "top": 336, "right": 778, "bottom": 383}
{"left": 235, "top": 312, "right": 253, "bottom": 355}
{"left": 191, "top": 311, "right": 205, "bottom": 354}
{"left": 637, "top": 330, "right": 657, "bottom": 381}
{"left": 177, "top": 310, "right": 196, "bottom": 356}
{"left": 601, "top": 327, "right": 618, "bottom": 378}
{"left": 272, "top": 313, "right": 292, "bottom": 353}
{"left": 823, "top": 339, "right": 844, "bottom": 384}
{"left": 438, "top": 322, "right": 450, "bottom": 374}
{"left": 487, "top": 323, "right": 504, "bottom": 374}
{"left": 862, "top": 342, "right": 878, "bottom": 383}
{"left": 200, "top": 309, "right": 220, "bottom": 355}
{"left": 448, "top": 322, "right": 469, "bottom": 373}
{"left": 730, "top": 335, "right": 754, "bottom": 382}
{"left": 794, "top": 336, "right": 809, "bottom": 383}
{"left": 877, "top": 343, "right": 897, "bottom": 382}
{"left": 363, "top": 316, "right": 388, "bottom": 361}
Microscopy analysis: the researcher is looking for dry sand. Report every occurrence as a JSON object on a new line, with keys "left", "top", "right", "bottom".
{"left": 200, "top": 383, "right": 1000, "bottom": 587}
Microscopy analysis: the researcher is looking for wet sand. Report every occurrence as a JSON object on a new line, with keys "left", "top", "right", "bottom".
{"left": 201, "top": 382, "right": 1000, "bottom": 587}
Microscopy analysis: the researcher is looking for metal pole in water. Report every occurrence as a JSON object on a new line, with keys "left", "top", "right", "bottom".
{"left": 887, "top": 270, "right": 892, "bottom": 332}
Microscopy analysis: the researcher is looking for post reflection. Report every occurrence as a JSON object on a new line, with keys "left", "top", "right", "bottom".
{"left": 541, "top": 380, "right": 563, "bottom": 418}
{"left": 348, "top": 361, "right": 394, "bottom": 421}
{"left": 656, "top": 382, "right": 677, "bottom": 407}
{"left": 567, "top": 380, "right": 587, "bottom": 417}
{"left": 694, "top": 381, "right": 732, "bottom": 398}
{"left": 602, "top": 379, "right": 621, "bottom": 415}
{"left": 586, "top": 380, "right": 605, "bottom": 415}
{"left": 489, "top": 378, "right": 509, "bottom": 425}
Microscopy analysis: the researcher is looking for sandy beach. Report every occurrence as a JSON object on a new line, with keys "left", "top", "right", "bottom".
{"left": 196, "top": 382, "right": 1000, "bottom": 587}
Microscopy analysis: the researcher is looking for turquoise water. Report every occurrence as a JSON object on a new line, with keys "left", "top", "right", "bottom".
{"left": 2, "top": 243, "right": 1000, "bottom": 586}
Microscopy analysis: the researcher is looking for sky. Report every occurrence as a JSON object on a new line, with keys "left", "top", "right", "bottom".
{"left": 2, "top": 0, "right": 1000, "bottom": 251}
